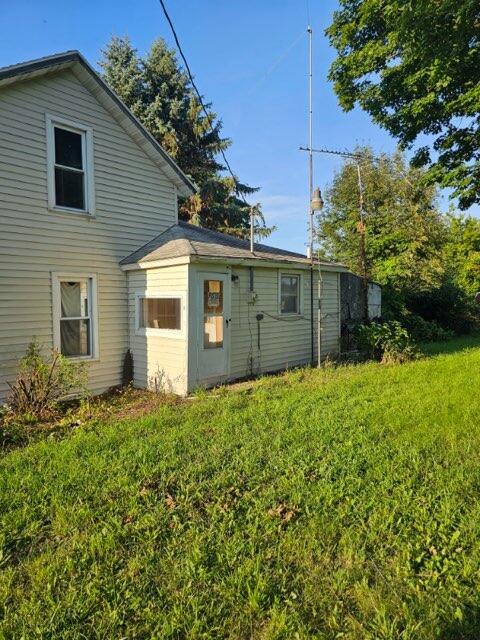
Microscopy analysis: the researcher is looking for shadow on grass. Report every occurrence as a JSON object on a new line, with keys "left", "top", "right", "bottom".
{"left": 440, "top": 607, "right": 480, "bottom": 640}
{"left": 420, "top": 334, "right": 480, "bottom": 358}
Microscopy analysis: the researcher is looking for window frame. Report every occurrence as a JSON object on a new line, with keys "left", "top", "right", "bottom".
{"left": 52, "top": 273, "right": 99, "bottom": 360}
{"left": 278, "top": 271, "right": 303, "bottom": 316}
{"left": 46, "top": 114, "right": 95, "bottom": 216}
{"left": 135, "top": 291, "right": 186, "bottom": 339}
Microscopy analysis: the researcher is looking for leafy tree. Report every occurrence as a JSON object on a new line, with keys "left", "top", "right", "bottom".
{"left": 320, "top": 146, "right": 480, "bottom": 334}
{"left": 327, "top": 0, "right": 480, "bottom": 209}
{"left": 100, "top": 36, "right": 272, "bottom": 237}
{"left": 443, "top": 213, "right": 480, "bottom": 296}
{"left": 318, "top": 147, "right": 446, "bottom": 294}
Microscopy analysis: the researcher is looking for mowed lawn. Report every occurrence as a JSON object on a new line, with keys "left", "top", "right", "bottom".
{"left": 2, "top": 338, "right": 480, "bottom": 639}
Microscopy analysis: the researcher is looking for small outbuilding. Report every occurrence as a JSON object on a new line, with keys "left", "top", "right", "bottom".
{"left": 121, "top": 222, "right": 348, "bottom": 394}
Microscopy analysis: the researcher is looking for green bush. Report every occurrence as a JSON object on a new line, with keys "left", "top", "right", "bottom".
{"left": 6, "top": 340, "right": 88, "bottom": 422}
{"left": 355, "top": 320, "right": 418, "bottom": 363}
{"left": 406, "top": 283, "right": 480, "bottom": 336}
{"left": 381, "top": 281, "right": 479, "bottom": 340}
{"left": 401, "top": 314, "right": 454, "bottom": 342}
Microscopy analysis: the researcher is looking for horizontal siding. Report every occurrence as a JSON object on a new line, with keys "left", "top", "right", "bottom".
{"left": 229, "top": 266, "right": 340, "bottom": 381}
{"left": 0, "top": 69, "right": 178, "bottom": 400}
{"left": 127, "top": 265, "right": 189, "bottom": 396}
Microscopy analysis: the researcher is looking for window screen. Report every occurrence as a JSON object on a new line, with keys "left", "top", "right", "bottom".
{"left": 139, "top": 298, "right": 181, "bottom": 330}
{"left": 54, "top": 126, "right": 85, "bottom": 210}
{"left": 280, "top": 275, "right": 300, "bottom": 314}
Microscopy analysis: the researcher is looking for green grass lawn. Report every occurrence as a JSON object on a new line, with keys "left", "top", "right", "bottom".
{"left": 2, "top": 337, "right": 480, "bottom": 639}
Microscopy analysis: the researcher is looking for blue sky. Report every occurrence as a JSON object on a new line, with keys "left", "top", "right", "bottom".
{"left": 1, "top": 1, "right": 477, "bottom": 253}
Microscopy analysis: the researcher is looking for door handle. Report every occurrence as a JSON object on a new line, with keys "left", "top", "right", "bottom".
{"left": 226, "top": 318, "right": 232, "bottom": 327}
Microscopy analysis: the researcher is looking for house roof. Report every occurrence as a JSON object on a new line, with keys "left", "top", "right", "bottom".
{"left": 0, "top": 51, "right": 196, "bottom": 198}
{"left": 120, "top": 221, "right": 345, "bottom": 269}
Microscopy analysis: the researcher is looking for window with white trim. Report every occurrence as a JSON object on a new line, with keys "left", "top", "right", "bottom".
{"left": 46, "top": 115, "right": 94, "bottom": 214}
{"left": 140, "top": 297, "right": 181, "bottom": 330}
{"left": 280, "top": 274, "right": 301, "bottom": 314}
{"left": 53, "top": 275, "right": 97, "bottom": 358}
{"left": 136, "top": 293, "right": 185, "bottom": 337}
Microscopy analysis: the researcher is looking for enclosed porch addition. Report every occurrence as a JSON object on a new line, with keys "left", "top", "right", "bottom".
{"left": 122, "top": 222, "right": 345, "bottom": 395}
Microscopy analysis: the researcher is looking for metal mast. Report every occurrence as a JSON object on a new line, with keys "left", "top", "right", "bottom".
{"left": 307, "top": 25, "right": 314, "bottom": 260}
{"left": 307, "top": 25, "right": 315, "bottom": 366}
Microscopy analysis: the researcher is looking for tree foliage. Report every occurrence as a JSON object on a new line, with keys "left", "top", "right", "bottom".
{"left": 327, "top": 0, "right": 480, "bottom": 209}
{"left": 319, "top": 147, "right": 480, "bottom": 335}
{"left": 100, "top": 36, "right": 272, "bottom": 237}
{"left": 443, "top": 213, "right": 480, "bottom": 296}
{"left": 319, "top": 147, "right": 446, "bottom": 294}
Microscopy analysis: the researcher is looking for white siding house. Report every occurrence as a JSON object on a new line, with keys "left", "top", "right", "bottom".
{"left": 0, "top": 52, "right": 194, "bottom": 400}
{"left": 0, "top": 51, "right": 347, "bottom": 400}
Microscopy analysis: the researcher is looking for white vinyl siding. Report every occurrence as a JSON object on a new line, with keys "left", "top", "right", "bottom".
{"left": 127, "top": 265, "right": 189, "bottom": 395}
{"left": 184, "top": 262, "right": 341, "bottom": 390}
{"left": 228, "top": 266, "right": 340, "bottom": 380}
{"left": 0, "top": 69, "right": 178, "bottom": 400}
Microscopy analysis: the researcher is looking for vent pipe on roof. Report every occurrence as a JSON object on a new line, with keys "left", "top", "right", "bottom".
{"left": 250, "top": 206, "right": 254, "bottom": 254}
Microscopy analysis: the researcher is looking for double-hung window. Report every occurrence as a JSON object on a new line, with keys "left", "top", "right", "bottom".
{"left": 280, "top": 273, "right": 301, "bottom": 314}
{"left": 46, "top": 115, "right": 94, "bottom": 214}
{"left": 52, "top": 274, "right": 98, "bottom": 358}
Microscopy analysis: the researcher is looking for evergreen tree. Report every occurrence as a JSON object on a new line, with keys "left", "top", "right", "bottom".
{"left": 100, "top": 36, "right": 272, "bottom": 238}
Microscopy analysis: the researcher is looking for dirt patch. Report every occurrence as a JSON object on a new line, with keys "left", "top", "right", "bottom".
{"left": 1, "top": 386, "right": 181, "bottom": 454}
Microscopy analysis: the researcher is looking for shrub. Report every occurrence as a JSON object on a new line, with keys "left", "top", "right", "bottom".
{"left": 401, "top": 314, "right": 454, "bottom": 343}
{"left": 6, "top": 340, "right": 88, "bottom": 422}
{"left": 355, "top": 320, "right": 418, "bottom": 363}
{"left": 405, "top": 283, "right": 480, "bottom": 336}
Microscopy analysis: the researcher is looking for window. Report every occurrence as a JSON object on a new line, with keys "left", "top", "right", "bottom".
{"left": 52, "top": 274, "right": 98, "bottom": 358}
{"left": 135, "top": 293, "right": 185, "bottom": 337}
{"left": 139, "top": 298, "right": 181, "bottom": 330}
{"left": 203, "top": 280, "right": 224, "bottom": 349}
{"left": 46, "top": 115, "right": 94, "bottom": 214}
{"left": 280, "top": 274, "right": 301, "bottom": 314}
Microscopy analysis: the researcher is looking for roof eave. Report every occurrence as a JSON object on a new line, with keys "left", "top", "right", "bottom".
{"left": 121, "top": 253, "right": 348, "bottom": 272}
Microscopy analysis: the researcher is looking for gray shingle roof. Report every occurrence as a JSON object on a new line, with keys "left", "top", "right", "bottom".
{"left": 120, "top": 222, "right": 343, "bottom": 267}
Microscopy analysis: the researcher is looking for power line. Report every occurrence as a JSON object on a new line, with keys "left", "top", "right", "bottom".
{"left": 158, "top": 0, "right": 247, "bottom": 203}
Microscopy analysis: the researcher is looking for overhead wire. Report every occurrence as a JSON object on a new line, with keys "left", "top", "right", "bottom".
{"left": 158, "top": 0, "right": 248, "bottom": 204}
{"left": 244, "top": 31, "right": 304, "bottom": 99}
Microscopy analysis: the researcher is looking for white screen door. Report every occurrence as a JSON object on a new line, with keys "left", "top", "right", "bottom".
{"left": 197, "top": 272, "right": 230, "bottom": 382}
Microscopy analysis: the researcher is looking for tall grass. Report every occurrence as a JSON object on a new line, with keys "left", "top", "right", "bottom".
{"left": 1, "top": 337, "right": 480, "bottom": 638}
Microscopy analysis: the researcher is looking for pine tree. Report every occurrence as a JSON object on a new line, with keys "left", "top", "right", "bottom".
{"left": 100, "top": 36, "right": 272, "bottom": 238}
